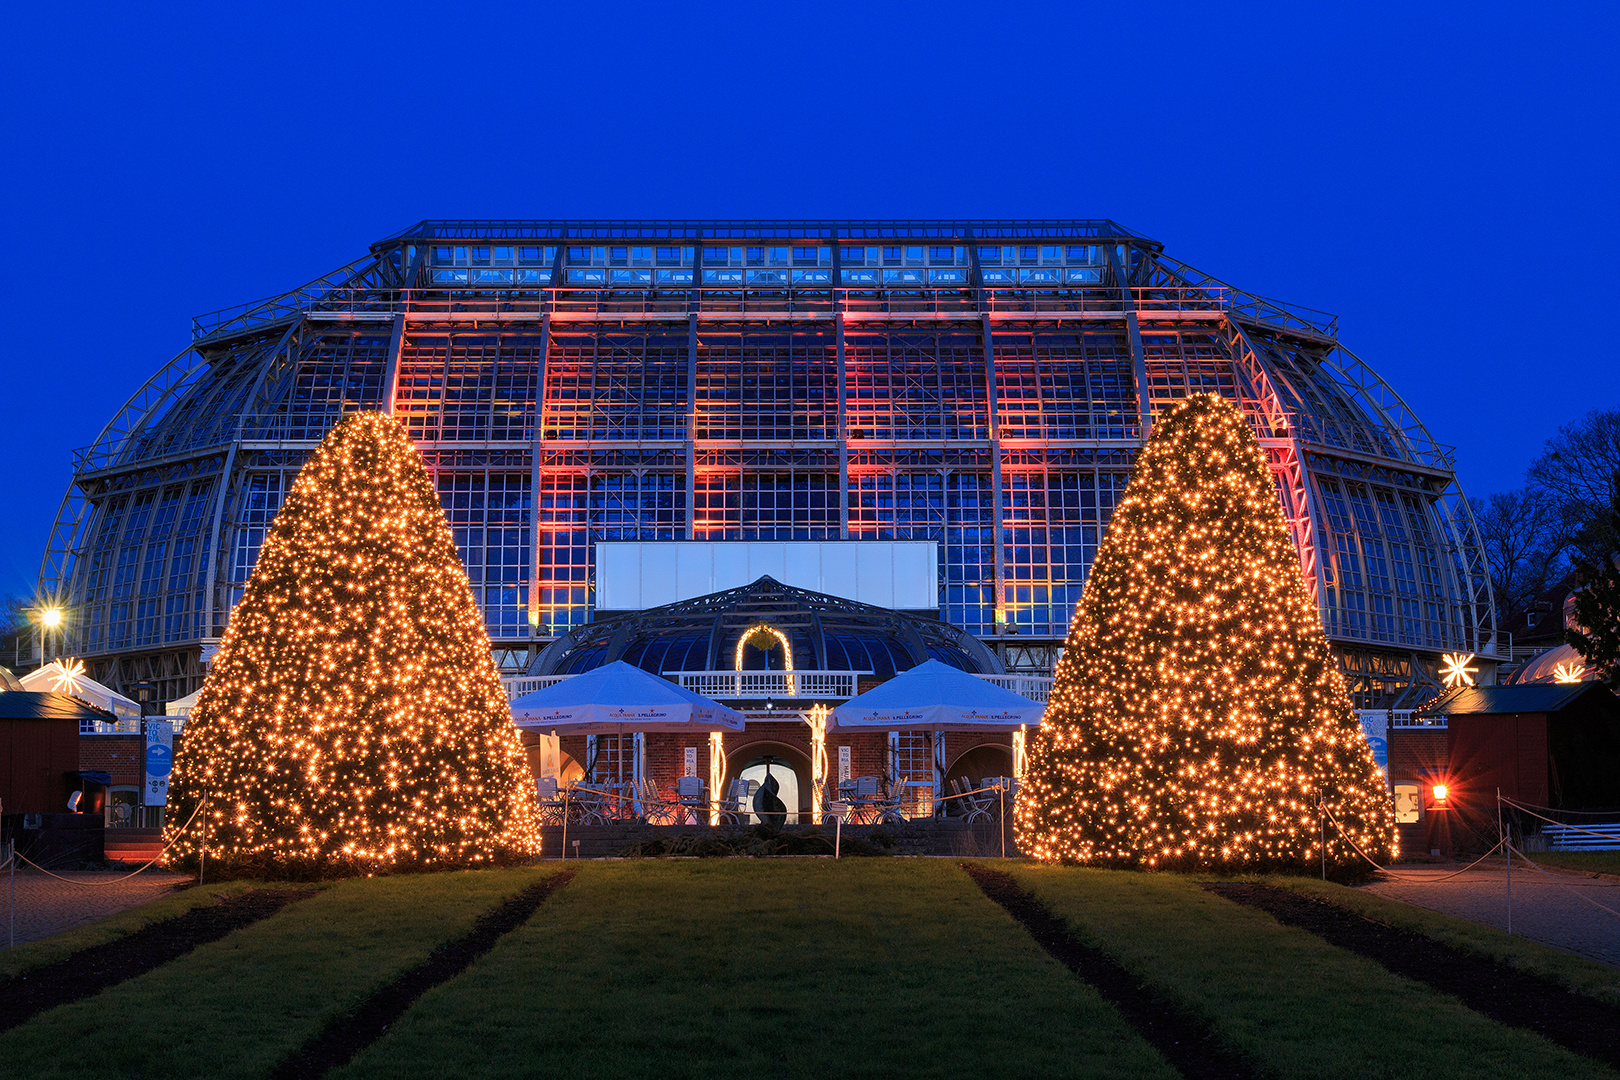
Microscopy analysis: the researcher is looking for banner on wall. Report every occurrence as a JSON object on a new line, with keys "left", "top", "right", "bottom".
{"left": 1357, "top": 711, "right": 1390, "bottom": 781}
{"left": 144, "top": 720, "right": 174, "bottom": 806}
{"left": 537, "top": 734, "right": 561, "bottom": 780}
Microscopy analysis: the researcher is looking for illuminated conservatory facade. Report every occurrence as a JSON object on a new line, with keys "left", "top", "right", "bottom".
{"left": 42, "top": 219, "right": 1499, "bottom": 708}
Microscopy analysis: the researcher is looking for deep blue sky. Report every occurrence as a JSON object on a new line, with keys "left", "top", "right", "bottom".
{"left": 1, "top": 2, "right": 1615, "bottom": 600}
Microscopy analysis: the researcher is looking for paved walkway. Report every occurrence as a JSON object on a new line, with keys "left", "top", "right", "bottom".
{"left": 0, "top": 868, "right": 191, "bottom": 947}
{"left": 1361, "top": 861, "right": 1620, "bottom": 967}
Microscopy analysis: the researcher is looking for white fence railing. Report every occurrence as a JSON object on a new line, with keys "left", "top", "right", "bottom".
{"left": 977, "top": 674, "right": 1054, "bottom": 704}
{"left": 1357, "top": 709, "right": 1447, "bottom": 731}
{"left": 672, "top": 670, "right": 869, "bottom": 700}
{"left": 80, "top": 718, "right": 145, "bottom": 735}
{"left": 501, "top": 674, "right": 578, "bottom": 702}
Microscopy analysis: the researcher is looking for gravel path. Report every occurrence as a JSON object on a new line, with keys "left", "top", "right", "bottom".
{"left": 1362, "top": 862, "right": 1620, "bottom": 967}
{"left": 0, "top": 869, "right": 190, "bottom": 947}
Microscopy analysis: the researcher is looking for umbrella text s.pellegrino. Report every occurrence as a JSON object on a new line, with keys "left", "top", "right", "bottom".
{"left": 509, "top": 661, "right": 745, "bottom": 734}
{"left": 828, "top": 659, "right": 1043, "bottom": 732}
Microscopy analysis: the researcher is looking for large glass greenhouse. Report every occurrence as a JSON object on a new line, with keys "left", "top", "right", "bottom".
{"left": 40, "top": 219, "right": 1499, "bottom": 708}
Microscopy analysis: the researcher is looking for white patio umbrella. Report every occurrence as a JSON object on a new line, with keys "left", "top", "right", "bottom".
{"left": 510, "top": 661, "right": 746, "bottom": 791}
{"left": 510, "top": 661, "right": 746, "bottom": 734}
{"left": 827, "top": 659, "right": 1043, "bottom": 732}
{"left": 828, "top": 660, "right": 1043, "bottom": 829}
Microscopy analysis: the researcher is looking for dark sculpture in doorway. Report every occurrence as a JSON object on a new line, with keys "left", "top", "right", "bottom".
{"left": 754, "top": 763, "right": 788, "bottom": 826}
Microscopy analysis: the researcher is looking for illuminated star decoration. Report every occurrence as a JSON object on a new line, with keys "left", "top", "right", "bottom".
{"left": 48, "top": 658, "right": 86, "bottom": 696}
{"left": 1440, "top": 652, "right": 1478, "bottom": 689}
{"left": 163, "top": 412, "right": 542, "bottom": 877}
{"left": 1552, "top": 661, "right": 1588, "bottom": 684}
{"left": 1015, "top": 393, "right": 1395, "bottom": 872}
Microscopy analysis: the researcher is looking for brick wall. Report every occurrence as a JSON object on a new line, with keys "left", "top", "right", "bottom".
{"left": 78, "top": 735, "right": 144, "bottom": 786}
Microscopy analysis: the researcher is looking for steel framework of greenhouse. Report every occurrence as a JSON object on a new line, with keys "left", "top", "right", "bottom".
{"left": 39, "top": 219, "right": 1501, "bottom": 709}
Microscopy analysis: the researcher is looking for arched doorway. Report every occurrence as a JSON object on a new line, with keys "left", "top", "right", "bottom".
{"left": 946, "top": 744, "right": 1014, "bottom": 789}
{"left": 726, "top": 741, "right": 813, "bottom": 825}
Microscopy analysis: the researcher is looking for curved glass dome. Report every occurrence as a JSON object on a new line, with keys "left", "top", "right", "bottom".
{"left": 1510, "top": 643, "right": 1597, "bottom": 685}
{"left": 43, "top": 219, "right": 1495, "bottom": 710}
{"left": 530, "top": 576, "right": 1000, "bottom": 679}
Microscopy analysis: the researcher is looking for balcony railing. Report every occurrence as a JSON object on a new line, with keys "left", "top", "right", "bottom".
{"left": 975, "top": 674, "right": 1055, "bottom": 704}
{"left": 80, "top": 718, "right": 144, "bottom": 735}
{"left": 672, "top": 670, "right": 869, "bottom": 700}
{"left": 501, "top": 674, "right": 579, "bottom": 702}
{"left": 1359, "top": 709, "right": 1448, "bottom": 731}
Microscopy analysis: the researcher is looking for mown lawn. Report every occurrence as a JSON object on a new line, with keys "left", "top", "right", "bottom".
{"left": 334, "top": 860, "right": 1175, "bottom": 1080}
{"left": 1006, "top": 863, "right": 1619, "bottom": 1080}
{"left": 1275, "top": 875, "right": 1620, "bottom": 1006}
{"left": 0, "top": 866, "right": 560, "bottom": 1080}
{"left": 5, "top": 860, "right": 1620, "bottom": 1080}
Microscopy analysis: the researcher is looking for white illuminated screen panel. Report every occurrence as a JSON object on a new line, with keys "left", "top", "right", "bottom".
{"left": 596, "top": 541, "right": 938, "bottom": 611}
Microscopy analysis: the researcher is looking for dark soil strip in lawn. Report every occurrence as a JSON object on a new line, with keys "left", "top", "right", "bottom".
{"left": 963, "top": 864, "right": 1255, "bottom": 1080}
{"left": 1205, "top": 882, "right": 1620, "bottom": 1070}
{"left": 0, "top": 889, "right": 315, "bottom": 1033}
{"left": 269, "top": 869, "right": 577, "bottom": 1080}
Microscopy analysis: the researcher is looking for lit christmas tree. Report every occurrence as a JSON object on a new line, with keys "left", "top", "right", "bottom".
{"left": 164, "top": 413, "right": 541, "bottom": 876}
{"left": 1015, "top": 394, "right": 1394, "bottom": 871}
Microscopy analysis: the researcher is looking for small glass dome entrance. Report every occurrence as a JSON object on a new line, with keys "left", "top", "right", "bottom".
{"left": 528, "top": 575, "right": 1002, "bottom": 680}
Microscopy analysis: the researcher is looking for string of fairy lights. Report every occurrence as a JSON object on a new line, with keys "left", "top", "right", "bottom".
{"left": 1015, "top": 394, "right": 1396, "bottom": 871}
{"left": 162, "top": 412, "right": 542, "bottom": 874}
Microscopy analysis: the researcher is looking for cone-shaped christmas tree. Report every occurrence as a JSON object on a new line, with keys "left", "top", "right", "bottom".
{"left": 164, "top": 413, "right": 541, "bottom": 876}
{"left": 1015, "top": 394, "right": 1394, "bottom": 871}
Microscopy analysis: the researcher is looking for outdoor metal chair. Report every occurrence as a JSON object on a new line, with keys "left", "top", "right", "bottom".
{"left": 535, "top": 776, "right": 567, "bottom": 825}
{"left": 876, "top": 779, "right": 909, "bottom": 825}
{"left": 638, "top": 778, "right": 678, "bottom": 824}
{"left": 956, "top": 777, "right": 992, "bottom": 824}
{"left": 570, "top": 783, "right": 609, "bottom": 825}
{"left": 719, "top": 778, "right": 748, "bottom": 825}
{"left": 822, "top": 794, "right": 850, "bottom": 824}
{"left": 850, "top": 775, "right": 882, "bottom": 824}
{"left": 676, "top": 775, "right": 707, "bottom": 824}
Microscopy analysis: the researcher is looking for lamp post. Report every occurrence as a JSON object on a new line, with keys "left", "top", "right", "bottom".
{"left": 36, "top": 606, "right": 63, "bottom": 671}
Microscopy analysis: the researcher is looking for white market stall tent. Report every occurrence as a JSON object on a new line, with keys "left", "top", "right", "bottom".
{"left": 20, "top": 660, "right": 141, "bottom": 721}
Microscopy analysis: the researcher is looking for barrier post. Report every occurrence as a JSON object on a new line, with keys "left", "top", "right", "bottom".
{"left": 1000, "top": 785, "right": 1006, "bottom": 860}
{"left": 835, "top": 817, "right": 841, "bottom": 860}
{"left": 1321, "top": 795, "right": 1327, "bottom": 881}
{"left": 1500, "top": 788, "right": 1511, "bottom": 935}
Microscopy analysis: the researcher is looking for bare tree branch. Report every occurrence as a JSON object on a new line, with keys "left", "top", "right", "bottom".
{"left": 1471, "top": 489, "right": 1567, "bottom": 622}
{"left": 1527, "top": 407, "right": 1620, "bottom": 539}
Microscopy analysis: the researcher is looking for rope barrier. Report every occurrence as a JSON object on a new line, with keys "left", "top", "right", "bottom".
{"left": 1498, "top": 796, "right": 1620, "bottom": 843}
{"left": 554, "top": 780, "right": 1012, "bottom": 825}
{"left": 1504, "top": 840, "right": 1620, "bottom": 922}
{"left": 11, "top": 800, "right": 205, "bottom": 887}
{"left": 1320, "top": 803, "right": 1508, "bottom": 882}
{"left": 1496, "top": 801, "right": 1620, "bottom": 818}
{"left": 1321, "top": 796, "right": 1620, "bottom": 924}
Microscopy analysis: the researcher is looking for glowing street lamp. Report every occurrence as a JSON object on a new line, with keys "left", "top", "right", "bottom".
{"left": 36, "top": 605, "right": 64, "bottom": 668}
